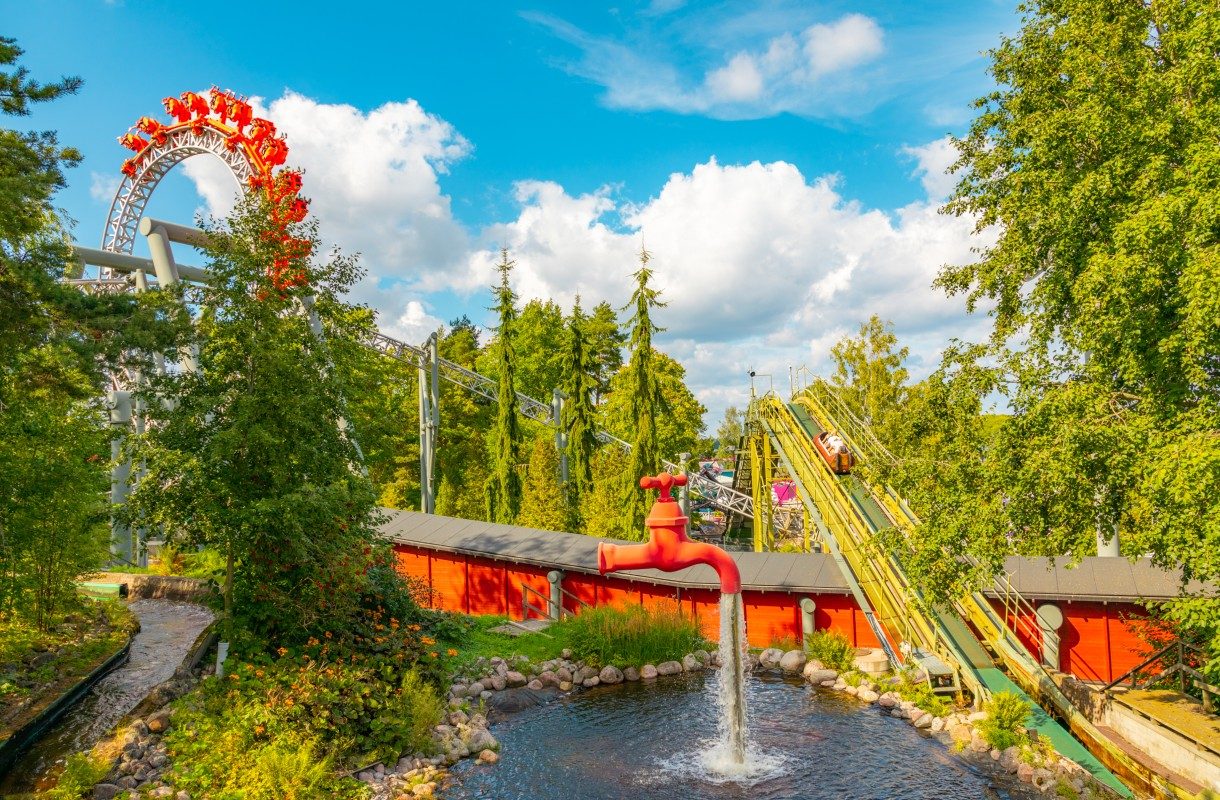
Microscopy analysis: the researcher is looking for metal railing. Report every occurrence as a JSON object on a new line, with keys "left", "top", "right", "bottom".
{"left": 521, "top": 582, "right": 591, "bottom": 622}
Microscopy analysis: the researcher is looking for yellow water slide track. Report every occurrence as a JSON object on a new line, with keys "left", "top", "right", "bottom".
{"left": 747, "top": 387, "right": 1158, "bottom": 797}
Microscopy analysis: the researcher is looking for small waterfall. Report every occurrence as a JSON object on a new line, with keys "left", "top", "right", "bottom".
{"left": 716, "top": 591, "right": 748, "bottom": 765}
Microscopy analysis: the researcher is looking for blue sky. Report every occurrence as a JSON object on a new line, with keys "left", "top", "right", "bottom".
{"left": 8, "top": 0, "right": 1018, "bottom": 428}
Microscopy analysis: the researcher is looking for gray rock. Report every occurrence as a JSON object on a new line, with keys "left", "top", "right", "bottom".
{"left": 623, "top": 666, "right": 640, "bottom": 681}
{"left": 599, "top": 665, "right": 624, "bottom": 684}
{"left": 656, "top": 661, "right": 682, "bottom": 676}
{"left": 582, "top": 676, "right": 600, "bottom": 688}
{"left": 505, "top": 671, "right": 527, "bottom": 688}
{"left": 857, "top": 688, "right": 879, "bottom": 703}
{"left": 526, "top": 679, "right": 543, "bottom": 690}
{"left": 640, "top": 664, "right": 658, "bottom": 679}
{"left": 913, "top": 713, "right": 933, "bottom": 729}
{"left": 468, "top": 681, "right": 485, "bottom": 695}
{"left": 489, "top": 675, "right": 507, "bottom": 692}
{"left": 930, "top": 716, "right": 946, "bottom": 733}
{"left": 574, "top": 666, "right": 598, "bottom": 683}
{"left": 537, "top": 670, "right": 559, "bottom": 687}
{"left": 449, "top": 684, "right": 467, "bottom": 698}
{"left": 555, "top": 667, "right": 573, "bottom": 683}
{"left": 803, "top": 664, "right": 838, "bottom": 685}
{"left": 1032, "top": 767, "right": 1056, "bottom": 791}
{"left": 93, "top": 785, "right": 121, "bottom": 800}
{"left": 779, "top": 650, "right": 807, "bottom": 673}
{"left": 967, "top": 710, "right": 988, "bottom": 723}
{"left": 758, "top": 648, "right": 783, "bottom": 669}
{"left": 681, "top": 654, "right": 702, "bottom": 672}
{"left": 693, "top": 649, "right": 711, "bottom": 664}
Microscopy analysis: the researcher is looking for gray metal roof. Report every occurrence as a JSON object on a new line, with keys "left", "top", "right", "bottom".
{"left": 379, "top": 510, "right": 1207, "bottom": 602}
{"left": 380, "top": 509, "right": 852, "bottom": 594}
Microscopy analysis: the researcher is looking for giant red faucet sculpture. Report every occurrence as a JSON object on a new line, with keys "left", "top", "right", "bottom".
{"left": 598, "top": 472, "right": 741, "bottom": 594}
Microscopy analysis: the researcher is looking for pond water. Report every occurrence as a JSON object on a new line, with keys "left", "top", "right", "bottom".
{"left": 0, "top": 600, "right": 214, "bottom": 795}
{"left": 448, "top": 671, "right": 1037, "bottom": 800}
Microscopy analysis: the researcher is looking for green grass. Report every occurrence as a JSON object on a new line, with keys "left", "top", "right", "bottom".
{"left": 561, "top": 604, "right": 706, "bottom": 668}
{"left": 0, "top": 599, "right": 136, "bottom": 719}
{"left": 443, "top": 605, "right": 708, "bottom": 672}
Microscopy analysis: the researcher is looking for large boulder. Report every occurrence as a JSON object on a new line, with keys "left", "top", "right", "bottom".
{"left": 505, "top": 671, "right": 528, "bottom": 688}
{"left": 599, "top": 665, "right": 624, "bottom": 685}
{"left": 623, "top": 667, "right": 640, "bottom": 682}
{"left": 779, "top": 650, "right": 807, "bottom": 673}
{"left": 640, "top": 664, "right": 659, "bottom": 680}
{"left": 656, "top": 661, "right": 682, "bottom": 676}
{"left": 681, "top": 654, "right": 703, "bottom": 672}
{"left": 758, "top": 648, "right": 784, "bottom": 669}
{"left": 803, "top": 663, "right": 838, "bottom": 684}
{"left": 857, "top": 688, "right": 879, "bottom": 703}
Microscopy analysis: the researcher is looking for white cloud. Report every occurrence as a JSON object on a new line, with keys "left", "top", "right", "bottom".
{"left": 705, "top": 53, "right": 765, "bottom": 103}
{"left": 173, "top": 89, "right": 990, "bottom": 428}
{"left": 903, "top": 136, "right": 959, "bottom": 201}
{"left": 89, "top": 171, "right": 121, "bottom": 204}
{"left": 528, "top": 11, "right": 887, "bottom": 120}
{"left": 181, "top": 90, "right": 472, "bottom": 340}
{"left": 463, "top": 154, "right": 994, "bottom": 425}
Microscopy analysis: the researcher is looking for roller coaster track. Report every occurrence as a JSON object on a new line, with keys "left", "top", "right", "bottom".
{"left": 749, "top": 387, "right": 1137, "bottom": 797}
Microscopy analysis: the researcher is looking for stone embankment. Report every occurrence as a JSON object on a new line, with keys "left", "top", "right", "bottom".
{"left": 749, "top": 646, "right": 1122, "bottom": 800}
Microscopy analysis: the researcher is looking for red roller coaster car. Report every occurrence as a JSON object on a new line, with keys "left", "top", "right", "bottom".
{"left": 813, "top": 431, "right": 854, "bottom": 475}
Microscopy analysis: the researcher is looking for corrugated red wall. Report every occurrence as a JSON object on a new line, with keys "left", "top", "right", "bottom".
{"left": 392, "top": 544, "right": 1149, "bottom": 679}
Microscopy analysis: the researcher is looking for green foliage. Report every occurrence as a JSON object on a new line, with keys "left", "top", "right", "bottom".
{"left": 618, "top": 248, "right": 667, "bottom": 540}
{"left": 478, "top": 299, "right": 566, "bottom": 400}
{"left": 484, "top": 250, "right": 523, "bottom": 524}
{"left": 167, "top": 642, "right": 443, "bottom": 793}
{"left": 120, "top": 191, "right": 380, "bottom": 644}
{"left": 560, "top": 297, "right": 600, "bottom": 531}
{"left": 582, "top": 447, "right": 631, "bottom": 539}
{"left": 715, "top": 406, "right": 743, "bottom": 460}
{"left": 583, "top": 301, "right": 626, "bottom": 401}
{"left": 517, "top": 436, "right": 568, "bottom": 532}
{"left": 804, "top": 629, "right": 855, "bottom": 673}
{"left": 979, "top": 690, "right": 1030, "bottom": 751}
{"left": 830, "top": 315, "right": 909, "bottom": 431}
{"left": 559, "top": 603, "right": 705, "bottom": 669}
{"left": 894, "top": 669, "right": 951, "bottom": 717}
{"left": 44, "top": 751, "right": 111, "bottom": 799}
{"left": 601, "top": 349, "right": 707, "bottom": 474}
{"left": 937, "top": 0, "right": 1220, "bottom": 610}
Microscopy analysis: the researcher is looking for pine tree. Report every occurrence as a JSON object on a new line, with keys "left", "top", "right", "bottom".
{"left": 621, "top": 247, "right": 668, "bottom": 540}
{"left": 517, "top": 437, "right": 568, "bottom": 531}
{"left": 484, "top": 249, "right": 523, "bottom": 524}
{"left": 561, "top": 296, "right": 600, "bottom": 531}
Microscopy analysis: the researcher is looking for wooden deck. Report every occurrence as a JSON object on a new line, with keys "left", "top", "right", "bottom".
{"left": 1111, "top": 688, "right": 1220, "bottom": 761}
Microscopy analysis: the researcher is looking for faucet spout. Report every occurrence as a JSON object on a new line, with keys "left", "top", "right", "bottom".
{"left": 596, "top": 473, "right": 741, "bottom": 594}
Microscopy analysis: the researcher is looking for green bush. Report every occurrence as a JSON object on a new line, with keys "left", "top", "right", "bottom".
{"left": 804, "top": 629, "right": 855, "bottom": 672}
{"left": 45, "top": 752, "right": 111, "bottom": 799}
{"left": 164, "top": 647, "right": 442, "bottom": 796}
{"left": 559, "top": 603, "right": 705, "bottom": 668}
{"left": 979, "top": 690, "right": 1030, "bottom": 750}
{"left": 894, "top": 669, "right": 951, "bottom": 716}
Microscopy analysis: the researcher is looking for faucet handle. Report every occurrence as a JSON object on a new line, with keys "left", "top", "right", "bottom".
{"left": 639, "top": 472, "right": 686, "bottom": 501}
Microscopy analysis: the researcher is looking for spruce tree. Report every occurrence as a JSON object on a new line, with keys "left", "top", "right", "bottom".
{"left": 484, "top": 249, "right": 523, "bottom": 524}
{"left": 517, "top": 437, "right": 568, "bottom": 532}
{"left": 561, "top": 296, "right": 600, "bottom": 531}
{"left": 621, "top": 247, "right": 667, "bottom": 540}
